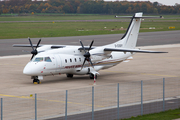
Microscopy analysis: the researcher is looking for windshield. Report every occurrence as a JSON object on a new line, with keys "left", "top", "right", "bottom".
{"left": 45, "top": 57, "right": 52, "bottom": 62}
{"left": 33, "top": 57, "right": 43, "bottom": 62}
{"left": 32, "top": 57, "right": 52, "bottom": 62}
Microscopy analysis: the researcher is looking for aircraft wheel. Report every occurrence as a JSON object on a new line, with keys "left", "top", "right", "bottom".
{"left": 33, "top": 79, "right": 41, "bottom": 84}
{"left": 89, "top": 74, "right": 94, "bottom": 79}
{"left": 66, "top": 74, "right": 73, "bottom": 78}
{"left": 89, "top": 74, "right": 97, "bottom": 79}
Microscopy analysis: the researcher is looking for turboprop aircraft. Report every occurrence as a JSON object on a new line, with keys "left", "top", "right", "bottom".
{"left": 13, "top": 12, "right": 167, "bottom": 84}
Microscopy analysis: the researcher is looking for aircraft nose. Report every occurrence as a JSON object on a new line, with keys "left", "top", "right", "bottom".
{"left": 23, "top": 62, "right": 38, "bottom": 75}
{"left": 23, "top": 66, "right": 30, "bottom": 75}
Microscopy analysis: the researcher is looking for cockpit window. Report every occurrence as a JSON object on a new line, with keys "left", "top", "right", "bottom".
{"left": 33, "top": 57, "right": 43, "bottom": 62}
{"left": 32, "top": 57, "right": 52, "bottom": 62}
{"left": 45, "top": 57, "right": 52, "bottom": 62}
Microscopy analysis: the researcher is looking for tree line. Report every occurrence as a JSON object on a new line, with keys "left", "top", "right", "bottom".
{"left": 0, "top": 0, "right": 180, "bottom": 14}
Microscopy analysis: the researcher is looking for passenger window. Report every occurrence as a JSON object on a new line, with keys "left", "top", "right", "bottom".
{"left": 65, "top": 59, "right": 67, "bottom": 63}
{"left": 79, "top": 58, "right": 81, "bottom": 62}
{"left": 75, "top": 58, "right": 77, "bottom": 62}
{"left": 33, "top": 57, "right": 43, "bottom": 62}
{"left": 45, "top": 57, "right": 52, "bottom": 62}
{"left": 70, "top": 59, "right": 72, "bottom": 62}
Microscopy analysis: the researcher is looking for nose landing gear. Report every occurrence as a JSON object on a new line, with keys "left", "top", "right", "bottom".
{"left": 33, "top": 79, "right": 41, "bottom": 84}
{"left": 32, "top": 76, "right": 41, "bottom": 84}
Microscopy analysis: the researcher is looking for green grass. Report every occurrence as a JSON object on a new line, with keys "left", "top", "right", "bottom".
{"left": 0, "top": 14, "right": 180, "bottom": 39}
{"left": 0, "top": 15, "right": 116, "bottom": 21}
{"left": 121, "top": 109, "right": 180, "bottom": 120}
{"left": 0, "top": 21, "right": 180, "bottom": 39}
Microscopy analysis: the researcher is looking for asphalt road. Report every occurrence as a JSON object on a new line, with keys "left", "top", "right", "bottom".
{"left": 0, "top": 30, "right": 180, "bottom": 56}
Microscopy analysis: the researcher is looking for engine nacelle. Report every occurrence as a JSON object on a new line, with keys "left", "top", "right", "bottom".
{"left": 37, "top": 45, "right": 53, "bottom": 53}
{"left": 90, "top": 47, "right": 111, "bottom": 62}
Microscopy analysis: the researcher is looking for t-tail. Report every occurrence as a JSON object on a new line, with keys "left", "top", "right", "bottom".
{"left": 120, "top": 12, "right": 142, "bottom": 49}
{"left": 112, "top": 12, "right": 143, "bottom": 49}
{"left": 106, "top": 12, "right": 161, "bottom": 49}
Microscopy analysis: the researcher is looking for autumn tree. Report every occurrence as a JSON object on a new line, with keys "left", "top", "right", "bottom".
{"left": 0, "top": 0, "right": 179, "bottom": 14}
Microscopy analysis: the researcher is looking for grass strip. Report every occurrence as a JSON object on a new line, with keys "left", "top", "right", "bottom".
{"left": 0, "top": 21, "right": 180, "bottom": 39}
{"left": 121, "top": 109, "right": 180, "bottom": 120}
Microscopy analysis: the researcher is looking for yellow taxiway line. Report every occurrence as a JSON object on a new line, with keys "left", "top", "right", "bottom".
{"left": 0, "top": 94, "right": 104, "bottom": 108}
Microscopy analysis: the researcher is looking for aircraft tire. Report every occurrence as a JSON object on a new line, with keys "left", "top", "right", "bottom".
{"left": 66, "top": 74, "right": 73, "bottom": 78}
{"left": 33, "top": 79, "right": 41, "bottom": 84}
{"left": 89, "top": 74, "right": 97, "bottom": 79}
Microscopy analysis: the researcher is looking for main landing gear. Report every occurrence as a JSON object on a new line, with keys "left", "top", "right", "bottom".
{"left": 66, "top": 74, "right": 73, "bottom": 78}
{"left": 89, "top": 73, "right": 97, "bottom": 79}
{"left": 66, "top": 73, "right": 97, "bottom": 80}
{"left": 89, "top": 73, "right": 97, "bottom": 85}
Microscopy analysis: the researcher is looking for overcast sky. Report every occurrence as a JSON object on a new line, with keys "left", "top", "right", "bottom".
{"left": 104, "top": 0, "right": 180, "bottom": 6}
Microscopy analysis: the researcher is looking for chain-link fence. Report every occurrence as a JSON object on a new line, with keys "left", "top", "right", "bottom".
{"left": 0, "top": 78, "right": 180, "bottom": 120}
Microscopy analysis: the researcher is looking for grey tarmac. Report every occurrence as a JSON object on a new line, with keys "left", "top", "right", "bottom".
{"left": 0, "top": 31, "right": 180, "bottom": 96}
{"left": 0, "top": 44, "right": 179, "bottom": 96}
{"left": 0, "top": 31, "right": 180, "bottom": 120}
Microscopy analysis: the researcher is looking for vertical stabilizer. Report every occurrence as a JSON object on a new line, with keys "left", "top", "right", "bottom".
{"left": 105, "top": 12, "right": 143, "bottom": 49}
{"left": 121, "top": 12, "right": 142, "bottom": 48}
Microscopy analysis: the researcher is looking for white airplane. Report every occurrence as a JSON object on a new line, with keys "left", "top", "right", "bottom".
{"left": 13, "top": 12, "right": 167, "bottom": 84}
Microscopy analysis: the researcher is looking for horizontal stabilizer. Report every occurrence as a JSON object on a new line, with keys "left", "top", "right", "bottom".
{"left": 115, "top": 16, "right": 162, "bottom": 19}
{"left": 104, "top": 48, "right": 168, "bottom": 53}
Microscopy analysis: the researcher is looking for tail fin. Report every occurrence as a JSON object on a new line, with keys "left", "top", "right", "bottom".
{"left": 115, "top": 12, "right": 143, "bottom": 49}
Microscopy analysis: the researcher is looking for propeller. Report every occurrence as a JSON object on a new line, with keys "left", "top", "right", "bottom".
{"left": 28, "top": 37, "right": 41, "bottom": 60}
{"left": 79, "top": 40, "right": 94, "bottom": 70}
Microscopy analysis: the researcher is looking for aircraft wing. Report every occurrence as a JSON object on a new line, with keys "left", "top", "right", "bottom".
{"left": 50, "top": 45, "right": 66, "bottom": 48}
{"left": 13, "top": 44, "right": 66, "bottom": 48}
{"left": 104, "top": 48, "right": 168, "bottom": 53}
{"left": 13, "top": 44, "right": 43, "bottom": 47}
{"left": 78, "top": 47, "right": 95, "bottom": 51}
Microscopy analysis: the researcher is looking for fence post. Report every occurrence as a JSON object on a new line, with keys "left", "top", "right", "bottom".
{"left": 92, "top": 86, "right": 94, "bottom": 120}
{"left": 1, "top": 98, "right": 2, "bottom": 120}
{"left": 141, "top": 81, "right": 143, "bottom": 116}
{"left": 117, "top": 83, "right": 119, "bottom": 120}
{"left": 65, "top": 90, "right": 68, "bottom": 120}
{"left": 163, "top": 78, "right": 165, "bottom": 111}
{"left": 35, "top": 94, "right": 37, "bottom": 120}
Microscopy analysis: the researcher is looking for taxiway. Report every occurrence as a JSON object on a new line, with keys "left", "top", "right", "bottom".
{"left": 0, "top": 44, "right": 179, "bottom": 96}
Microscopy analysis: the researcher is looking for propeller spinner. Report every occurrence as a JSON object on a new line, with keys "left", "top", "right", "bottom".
{"left": 28, "top": 38, "right": 41, "bottom": 60}
{"left": 79, "top": 40, "right": 94, "bottom": 70}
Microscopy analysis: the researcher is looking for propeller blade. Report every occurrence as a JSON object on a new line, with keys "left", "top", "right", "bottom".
{"left": 81, "top": 58, "right": 86, "bottom": 70}
{"left": 28, "top": 37, "right": 34, "bottom": 51}
{"left": 79, "top": 40, "right": 95, "bottom": 70}
{"left": 31, "top": 54, "right": 35, "bottom": 60}
{"left": 35, "top": 39, "right": 41, "bottom": 49}
{"left": 88, "top": 40, "right": 94, "bottom": 51}
{"left": 79, "top": 40, "right": 86, "bottom": 53}
{"left": 28, "top": 38, "right": 41, "bottom": 60}
{"left": 88, "top": 58, "right": 94, "bottom": 68}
